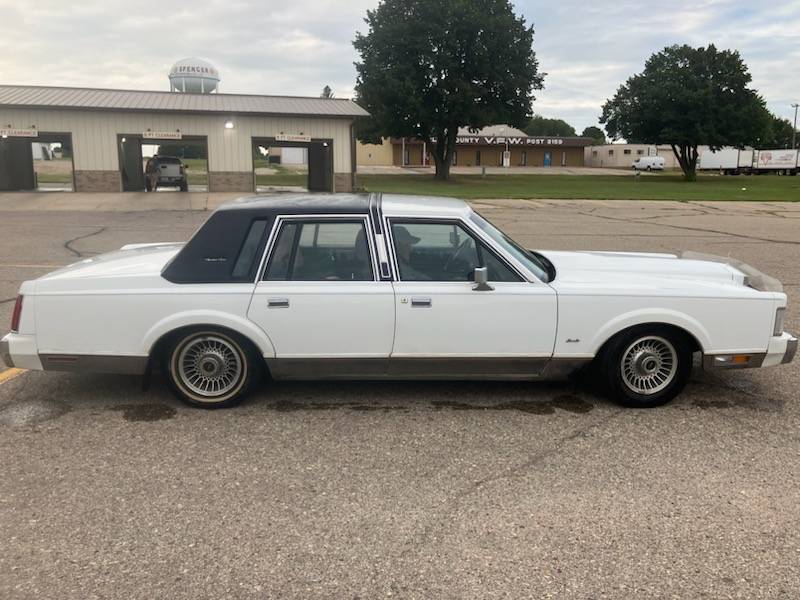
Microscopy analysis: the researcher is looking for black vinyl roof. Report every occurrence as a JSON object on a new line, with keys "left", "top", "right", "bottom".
{"left": 162, "top": 194, "right": 371, "bottom": 284}
{"left": 217, "top": 194, "right": 370, "bottom": 215}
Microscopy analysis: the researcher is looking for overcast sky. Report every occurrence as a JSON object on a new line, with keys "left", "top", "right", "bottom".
{"left": 1, "top": 0, "right": 798, "bottom": 133}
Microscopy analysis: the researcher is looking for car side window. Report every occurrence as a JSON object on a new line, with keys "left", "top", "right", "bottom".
{"left": 391, "top": 221, "right": 521, "bottom": 282}
{"left": 264, "top": 220, "right": 373, "bottom": 281}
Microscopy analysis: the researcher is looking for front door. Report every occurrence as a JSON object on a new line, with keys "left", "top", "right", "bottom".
{"left": 387, "top": 219, "right": 557, "bottom": 377}
{"left": 307, "top": 142, "right": 332, "bottom": 192}
{"left": 248, "top": 216, "right": 394, "bottom": 377}
{"left": 543, "top": 151, "right": 552, "bottom": 167}
{"left": 0, "top": 139, "right": 35, "bottom": 191}
{"left": 119, "top": 136, "right": 144, "bottom": 191}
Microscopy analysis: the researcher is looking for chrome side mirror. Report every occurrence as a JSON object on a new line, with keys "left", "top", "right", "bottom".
{"left": 472, "top": 267, "right": 494, "bottom": 291}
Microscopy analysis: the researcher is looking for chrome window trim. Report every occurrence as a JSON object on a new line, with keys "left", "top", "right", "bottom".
{"left": 256, "top": 214, "right": 381, "bottom": 283}
{"left": 383, "top": 216, "right": 533, "bottom": 284}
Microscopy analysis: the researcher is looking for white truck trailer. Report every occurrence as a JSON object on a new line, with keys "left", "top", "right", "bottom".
{"left": 752, "top": 149, "right": 799, "bottom": 175}
{"left": 698, "top": 148, "right": 754, "bottom": 174}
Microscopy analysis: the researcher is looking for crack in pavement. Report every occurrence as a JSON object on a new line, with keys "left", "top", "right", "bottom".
{"left": 576, "top": 211, "right": 800, "bottom": 246}
{"left": 63, "top": 227, "right": 107, "bottom": 258}
{"left": 397, "top": 408, "right": 624, "bottom": 556}
{"left": 0, "top": 297, "right": 16, "bottom": 304}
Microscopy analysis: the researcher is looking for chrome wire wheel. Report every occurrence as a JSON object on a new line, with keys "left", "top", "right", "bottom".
{"left": 620, "top": 335, "right": 678, "bottom": 395}
{"left": 174, "top": 333, "right": 246, "bottom": 402}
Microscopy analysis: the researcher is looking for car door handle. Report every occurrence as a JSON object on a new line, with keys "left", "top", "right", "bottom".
{"left": 411, "top": 297, "right": 432, "bottom": 307}
{"left": 267, "top": 298, "right": 289, "bottom": 308}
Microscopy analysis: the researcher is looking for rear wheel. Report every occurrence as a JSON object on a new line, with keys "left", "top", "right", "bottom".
{"left": 600, "top": 327, "right": 692, "bottom": 408}
{"left": 165, "top": 329, "right": 261, "bottom": 408}
{"left": 179, "top": 180, "right": 188, "bottom": 192}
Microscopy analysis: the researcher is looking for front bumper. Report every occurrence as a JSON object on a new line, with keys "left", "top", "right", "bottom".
{"left": 0, "top": 333, "right": 43, "bottom": 370}
{"left": 704, "top": 332, "right": 797, "bottom": 370}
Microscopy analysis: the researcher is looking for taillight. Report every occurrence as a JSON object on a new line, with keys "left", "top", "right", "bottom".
{"left": 10, "top": 295, "right": 23, "bottom": 332}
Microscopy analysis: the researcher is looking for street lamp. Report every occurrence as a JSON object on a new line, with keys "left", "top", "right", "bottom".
{"left": 792, "top": 103, "right": 799, "bottom": 150}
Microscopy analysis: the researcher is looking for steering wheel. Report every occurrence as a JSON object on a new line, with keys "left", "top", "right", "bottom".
{"left": 442, "top": 238, "right": 471, "bottom": 274}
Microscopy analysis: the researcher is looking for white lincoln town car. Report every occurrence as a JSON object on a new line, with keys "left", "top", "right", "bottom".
{"left": 1, "top": 194, "right": 796, "bottom": 409}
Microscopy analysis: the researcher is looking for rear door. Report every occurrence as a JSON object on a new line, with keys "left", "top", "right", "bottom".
{"left": 387, "top": 218, "right": 557, "bottom": 377}
{"left": 247, "top": 215, "right": 394, "bottom": 376}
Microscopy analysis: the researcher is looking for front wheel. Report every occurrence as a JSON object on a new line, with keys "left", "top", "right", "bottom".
{"left": 600, "top": 327, "right": 692, "bottom": 408}
{"left": 165, "top": 329, "right": 261, "bottom": 408}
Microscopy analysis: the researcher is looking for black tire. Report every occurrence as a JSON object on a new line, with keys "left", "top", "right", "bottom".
{"left": 145, "top": 178, "right": 152, "bottom": 192}
{"left": 599, "top": 326, "right": 692, "bottom": 408}
{"left": 164, "top": 328, "right": 262, "bottom": 409}
{"left": 646, "top": 165, "right": 652, "bottom": 172}
{"left": 179, "top": 180, "right": 188, "bottom": 192}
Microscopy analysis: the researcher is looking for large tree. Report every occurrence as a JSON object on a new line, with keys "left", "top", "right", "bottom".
{"left": 761, "top": 113, "right": 796, "bottom": 149}
{"left": 581, "top": 126, "right": 606, "bottom": 145}
{"left": 601, "top": 44, "right": 768, "bottom": 181}
{"left": 524, "top": 115, "right": 576, "bottom": 137}
{"left": 353, "top": 0, "right": 543, "bottom": 180}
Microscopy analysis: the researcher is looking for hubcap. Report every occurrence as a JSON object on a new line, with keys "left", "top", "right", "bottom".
{"left": 176, "top": 334, "right": 244, "bottom": 399}
{"left": 621, "top": 336, "right": 678, "bottom": 395}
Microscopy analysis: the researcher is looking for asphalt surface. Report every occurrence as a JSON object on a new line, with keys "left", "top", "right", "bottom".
{"left": 0, "top": 194, "right": 799, "bottom": 599}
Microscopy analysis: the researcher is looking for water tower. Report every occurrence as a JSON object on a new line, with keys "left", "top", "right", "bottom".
{"left": 168, "top": 58, "right": 220, "bottom": 93}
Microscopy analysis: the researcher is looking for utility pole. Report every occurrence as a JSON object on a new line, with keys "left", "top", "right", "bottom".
{"left": 792, "top": 103, "right": 799, "bottom": 150}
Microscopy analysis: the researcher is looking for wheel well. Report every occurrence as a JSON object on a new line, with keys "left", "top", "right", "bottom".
{"left": 149, "top": 325, "right": 266, "bottom": 373}
{"left": 596, "top": 323, "right": 701, "bottom": 359}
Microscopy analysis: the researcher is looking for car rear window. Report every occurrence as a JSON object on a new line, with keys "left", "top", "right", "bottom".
{"left": 232, "top": 219, "right": 269, "bottom": 278}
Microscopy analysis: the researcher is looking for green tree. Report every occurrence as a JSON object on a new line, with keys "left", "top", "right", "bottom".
{"left": 581, "top": 125, "right": 606, "bottom": 145}
{"left": 157, "top": 143, "right": 205, "bottom": 159}
{"left": 761, "top": 113, "right": 795, "bottom": 148}
{"left": 353, "top": 0, "right": 543, "bottom": 180}
{"left": 601, "top": 44, "right": 768, "bottom": 181}
{"left": 523, "top": 116, "right": 576, "bottom": 137}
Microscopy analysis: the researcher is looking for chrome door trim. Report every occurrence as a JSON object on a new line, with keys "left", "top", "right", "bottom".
{"left": 264, "top": 357, "right": 591, "bottom": 381}
{"left": 39, "top": 353, "right": 149, "bottom": 375}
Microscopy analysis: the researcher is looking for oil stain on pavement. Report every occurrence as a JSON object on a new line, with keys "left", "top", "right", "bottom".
{"left": 0, "top": 398, "right": 71, "bottom": 426}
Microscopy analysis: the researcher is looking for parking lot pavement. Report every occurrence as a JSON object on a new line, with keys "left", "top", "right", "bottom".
{"left": 1, "top": 197, "right": 799, "bottom": 598}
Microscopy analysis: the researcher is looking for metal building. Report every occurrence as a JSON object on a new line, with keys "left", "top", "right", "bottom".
{"left": 0, "top": 85, "right": 367, "bottom": 193}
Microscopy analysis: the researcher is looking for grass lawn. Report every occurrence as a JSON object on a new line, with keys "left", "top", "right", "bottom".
{"left": 358, "top": 173, "right": 800, "bottom": 201}
{"left": 255, "top": 164, "right": 308, "bottom": 187}
{"left": 35, "top": 172, "right": 73, "bottom": 184}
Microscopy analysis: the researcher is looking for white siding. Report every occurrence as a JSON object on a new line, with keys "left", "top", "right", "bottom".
{"left": 0, "top": 108, "right": 354, "bottom": 174}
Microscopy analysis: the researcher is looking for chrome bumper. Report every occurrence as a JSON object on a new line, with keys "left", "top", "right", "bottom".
{"left": 784, "top": 335, "right": 798, "bottom": 365}
{"left": 0, "top": 337, "right": 13, "bottom": 368}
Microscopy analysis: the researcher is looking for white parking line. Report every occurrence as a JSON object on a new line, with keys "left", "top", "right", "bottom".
{"left": 0, "top": 264, "right": 63, "bottom": 269}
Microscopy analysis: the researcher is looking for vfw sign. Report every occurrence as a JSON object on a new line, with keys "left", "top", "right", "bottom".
{"left": 430, "top": 135, "right": 566, "bottom": 146}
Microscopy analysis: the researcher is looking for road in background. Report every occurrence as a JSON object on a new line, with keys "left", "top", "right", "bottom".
{"left": 0, "top": 194, "right": 798, "bottom": 598}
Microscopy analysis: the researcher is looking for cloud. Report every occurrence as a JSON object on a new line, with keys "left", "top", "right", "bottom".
{"left": 0, "top": 0, "right": 797, "bottom": 132}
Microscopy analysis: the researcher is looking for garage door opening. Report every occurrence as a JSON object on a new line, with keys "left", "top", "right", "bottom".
{"left": 118, "top": 135, "right": 208, "bottom": 192}
{"left": 0, "top": 132, "right": 74, "bottom": 192}
{"left": 252, "top": 137, "right": 332, "bottom": 193}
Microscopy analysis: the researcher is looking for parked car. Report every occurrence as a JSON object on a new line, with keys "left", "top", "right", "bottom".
{"left": 2, "top": 194, "right": 795, "bottom": 409}
{"left": 145, "top": 155, "right": 188, "bottom": 191}
{"left": 632, "top": 156, "right": 665, "bottom": 171}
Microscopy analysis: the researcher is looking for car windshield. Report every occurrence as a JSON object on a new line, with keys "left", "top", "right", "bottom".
{"left": 470, "top": 212, "right": 550, "bottom": 282}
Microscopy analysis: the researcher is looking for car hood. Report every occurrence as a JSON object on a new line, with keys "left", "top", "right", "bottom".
{"left": 37, "top": 243, "right": 185, "bottom": 283}
{"left": 539, "top": 249, "right": 778, "bottom": 292}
